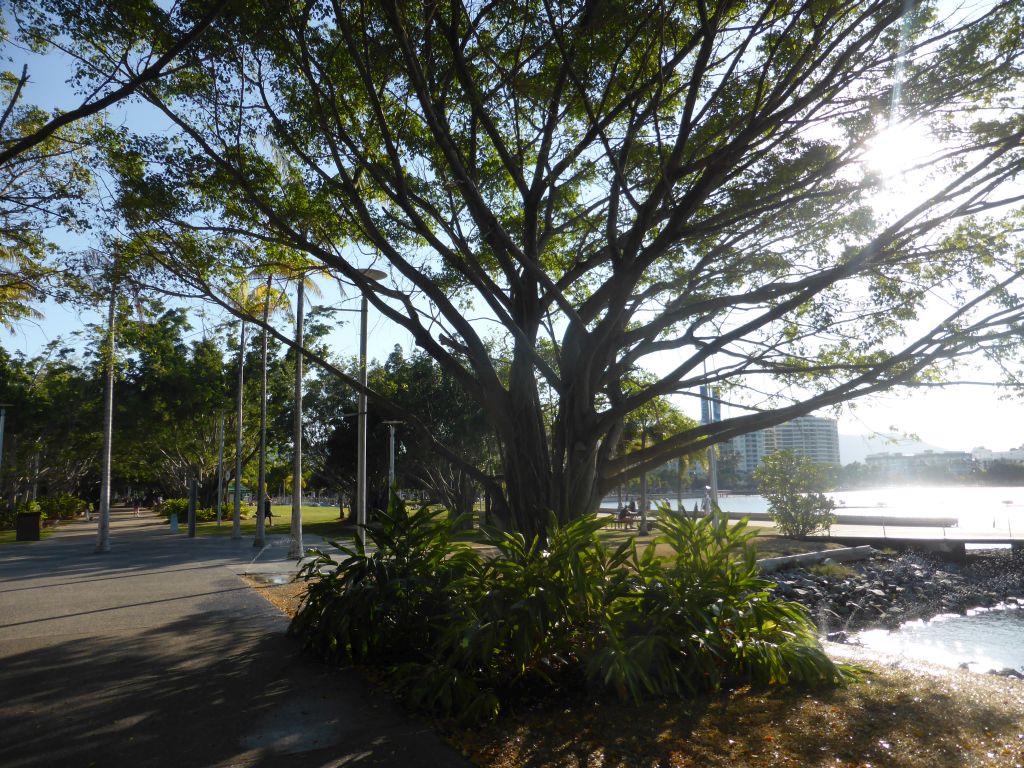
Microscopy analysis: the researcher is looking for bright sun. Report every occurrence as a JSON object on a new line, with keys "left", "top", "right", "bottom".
{"left": 864, "top": 120, "right": 938, "bottom": 180}
{"left": 862, "top": 119, "right": 952, "bottom": 216}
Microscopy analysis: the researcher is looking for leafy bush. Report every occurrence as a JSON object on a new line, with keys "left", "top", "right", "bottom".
{"left": 0, "top": 501, "right": 27, "bottom": 532}
{"left": 291, "top": 492, "right": 477, "bottom": 667}
{"left": 37, "top": 495, "right": 89, "bottom": 521}
{"left": 755, "top": 450, "right": 837, "bottom": 537}
{"left": 0, "top": 501, "right": 39, "bottom": 529}
{"left": 155, "top": 499, "right": 247, "bottom": 523}
{"left": 218, "top": 502, "right": 256, "bottom": 519}
{"left": 291, "top": 498, "right": 856, "bottom": 724}
{"left": 155, "top": 498, "right": 189, "bottom": 520}
{"left": 16, "top": 500, "right": 41, "bottom": 515}
{"left": 590, "top": 512, "right": 849, "bottom": 700}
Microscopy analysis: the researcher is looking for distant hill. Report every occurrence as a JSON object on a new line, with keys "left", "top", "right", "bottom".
{"left": 838, "top": 433, "right": 950, "bottom": 465}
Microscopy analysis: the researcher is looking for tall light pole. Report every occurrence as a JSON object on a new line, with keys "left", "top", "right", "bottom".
{"left": 382, "top": 421, "right": 402, "bottom": 489}
{"left": 355, "top": 268, "right": 386, "bottom": 548}
{"left": 96, "top": 285, "right": 117, "bottom": 553}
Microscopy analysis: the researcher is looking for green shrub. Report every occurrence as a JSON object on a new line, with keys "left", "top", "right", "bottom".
{"left": 155, "top": 499, "right": 246, "bottom": 523}
{"left": 37, "top": 495, "right": 89, "bottom": 521}
{"left": 0, "top": 501, "right": 38, "bottom": 529}
{"left": 588, "top": 511, "right": 850, "bottom": 700}
{"left": 0, "top": 505, "right": 14, "bottom": 530}
{"left": 155, "top": 498, "right": 189, "bottom": 520}
{"left": 16, "top": 500, "right": 41, "bottom": 515}
{"left": 291, "top": 500, "right": 857, "bottom": 724}
{"left": 290, "top": 491, "right": 477, "bottom": 667}
{"left": 755, "top": 450, "right": 837, "bottom": 537}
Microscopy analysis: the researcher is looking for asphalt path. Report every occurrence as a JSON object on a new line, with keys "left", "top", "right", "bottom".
{"left": 0, "top": 508, "right": 470, "bottom": 768}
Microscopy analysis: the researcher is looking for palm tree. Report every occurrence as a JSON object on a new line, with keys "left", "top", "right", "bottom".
{"left": 232, "top": 312, "right": 246, "bottom": 538}
{"left": 226, "top": 279, "right": 256, "bottom": 540}
{"left": 225, "top": 274, "right": 287, "bottom": 542}
{"left": 91, "top": 249, "right": 143, "bottom": 552}
{"left": 287, "top": 267, "right": 323, "bottom": 559}
{"left": 250, "top": 270, "right": 293, "bottom": 549}
{"left": 253, "top": 273, "right": 273, "bottom": 549}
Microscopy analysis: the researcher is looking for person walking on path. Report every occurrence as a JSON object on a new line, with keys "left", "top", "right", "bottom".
{"left": 133, "top": 498, "right": 141, "bottom": 518}
{"left": 263, "top": 495, "right": 274, "bottom": 527}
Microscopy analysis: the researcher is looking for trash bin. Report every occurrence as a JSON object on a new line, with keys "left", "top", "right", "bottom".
{"left": 169, "top": 512, "right": 179, "bottom": 533}
{"left": 15, "top": 512, "right": 41, "bottom": 541}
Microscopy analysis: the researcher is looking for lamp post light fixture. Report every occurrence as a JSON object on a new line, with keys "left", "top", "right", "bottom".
{"left": 355, "top": 268, "right": 386, "bottom": 548}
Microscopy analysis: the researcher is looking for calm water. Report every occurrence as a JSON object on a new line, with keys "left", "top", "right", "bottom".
{"left": 634, "top": 485, "right": 1024, "bottom": 672}
{"left": 644, "top": 484, "right": 1024, "bottom": 533}
{"left": 854, "top": 606, "right": 1024, "bottom": 674}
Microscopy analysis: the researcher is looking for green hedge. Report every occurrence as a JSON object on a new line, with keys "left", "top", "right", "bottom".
{"left": 37, "top": 495, "right": 89, "bottom": 521}
{"left": 154, "top": 498, "right": 254, "bottom": 523}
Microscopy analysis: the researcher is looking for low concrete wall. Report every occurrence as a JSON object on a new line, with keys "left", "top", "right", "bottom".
{"left": 599, "top": 508, "right": 958, "bottom": 528}
{"left": 757, "top": 544, "right": 876, "bottom": 574}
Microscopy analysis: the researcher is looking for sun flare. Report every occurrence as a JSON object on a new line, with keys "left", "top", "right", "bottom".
{"left": 864, "top": 120, "right": 938, "bottom": 181}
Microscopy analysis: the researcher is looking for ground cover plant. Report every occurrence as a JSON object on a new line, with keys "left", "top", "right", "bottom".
{"left": 290, "top": 496, "right": 856, "bottom": 723}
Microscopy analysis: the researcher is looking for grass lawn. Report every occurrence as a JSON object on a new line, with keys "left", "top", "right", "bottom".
{"left": 0, "top": 528, "right": 55, "bottom": 545}
{"left": 184, "top": 505, "right": 836, "bottom": 562}
{"left": 181, "top": 505, "right": 357, "bottom": 543}
{"left": 578, "top": 519, "right": 838, "bottom": 560}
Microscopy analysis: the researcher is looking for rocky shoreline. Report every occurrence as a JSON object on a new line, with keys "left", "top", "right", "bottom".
{"left": 770, "top": 547, "right": 1024, "bottom": 668}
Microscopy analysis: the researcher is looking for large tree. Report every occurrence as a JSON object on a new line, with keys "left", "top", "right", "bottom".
{"left": 52, "top": 1, "right": 1024, "bottom": 539}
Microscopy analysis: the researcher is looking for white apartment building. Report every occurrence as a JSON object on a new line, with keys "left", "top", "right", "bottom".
{"left": 723, "top": 415, "right": 840, "bottom": 474}
{"left": 972, "top": 446, "right": 1024, "bottom": 467}
{"left": 865, "top": 450, "right": 973, "bottom": 479}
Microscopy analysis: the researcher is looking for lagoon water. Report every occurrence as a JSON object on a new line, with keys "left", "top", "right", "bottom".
{"left": 854, "top": 607, "right": 1024, "bottom": 674}
{"left": 639, "top": 485, "right": 1024, "bottom": 672}
{"left": 652, "top": 484, "right": 1024, "bottom": 534}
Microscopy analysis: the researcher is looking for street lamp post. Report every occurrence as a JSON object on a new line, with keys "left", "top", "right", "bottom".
{"left": 355, "top": 269, "right": 386, "bottom": 548}
{"left": 96, "top": 286, "right": 117, "bottom": 553}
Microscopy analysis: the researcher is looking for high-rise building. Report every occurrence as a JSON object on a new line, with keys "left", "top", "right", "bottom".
{"left": 722, "top": 415, "right": 840, "bottom": 477}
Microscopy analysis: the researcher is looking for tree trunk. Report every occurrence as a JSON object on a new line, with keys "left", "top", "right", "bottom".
{"left": 498, "top": 345, "right": 552, "bottom": 542}
{"left": 232, "top": 319, "right": 246, "bottom": 539}
{"left": 214, "top": 414, "right": 224, "bottom": 523}
{"left": 254, "top": 276, "right": 271, "bottom": 548}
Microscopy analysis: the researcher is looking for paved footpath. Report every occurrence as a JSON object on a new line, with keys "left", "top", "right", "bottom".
{"left": 0, "top": 509, "right": 471, "bottom": 768}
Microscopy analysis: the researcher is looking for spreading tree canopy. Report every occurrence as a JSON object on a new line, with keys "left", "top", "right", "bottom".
{"left": 32, "top": 0, "right": 1024, "bottom": 538}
